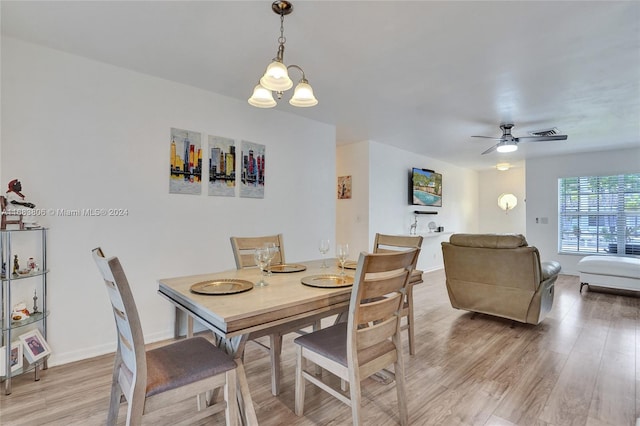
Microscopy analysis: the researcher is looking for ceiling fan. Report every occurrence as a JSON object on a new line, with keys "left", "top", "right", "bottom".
{"left": 472, "top": 123, "right": 568, "bottom": 155}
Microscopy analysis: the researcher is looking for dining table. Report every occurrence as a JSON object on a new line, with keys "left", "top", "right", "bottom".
{"left": 157, "top": 258, "right": 356, "bottom": 426}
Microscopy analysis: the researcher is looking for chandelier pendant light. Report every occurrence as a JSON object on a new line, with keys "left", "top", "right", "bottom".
{"left": 248, "top": 1, "right": 318, "bottom": 108}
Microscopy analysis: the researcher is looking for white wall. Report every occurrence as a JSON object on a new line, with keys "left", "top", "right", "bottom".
{"left": 526, "top": 147, "right": 640, "bottom": 274}
{"left": 337, "top": 140, "right": 479, "bottom": 272}
{"left": 1, "top": 38, "right": 336, "bottom": 365}
{"left": 478, "top": 166, "right": 526, "bottom": 234}
{"left": 336, "top": 141, "right": 369, "bottom": 257}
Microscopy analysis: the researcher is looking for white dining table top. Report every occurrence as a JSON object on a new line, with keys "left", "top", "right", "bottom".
{"left": 158, "top": 258, "right": 354, "bottom": 338}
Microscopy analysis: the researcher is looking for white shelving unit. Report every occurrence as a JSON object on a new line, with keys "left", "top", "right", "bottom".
{"left": 1, "top": 228, "right": 48, "bottom": 395}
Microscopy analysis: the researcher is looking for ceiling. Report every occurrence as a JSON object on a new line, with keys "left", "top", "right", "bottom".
{"left": 2, "top": 1, "right": 639, "bottom": 170}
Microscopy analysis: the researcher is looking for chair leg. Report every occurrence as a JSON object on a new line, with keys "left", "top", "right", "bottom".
{"left": 125, "top": 388, "right": 145, "bottom": 426}
{"left": 107, "top": 382, "right": 122, "bottom": 425}
{"left": 187, "top": 315, "right": 194, "bottom": 338}
{"left": 313, "top": 320, "right": 322, "bottom": 375}
{"left": 107, "top": 358, "right": 123, "bottom": 426}
{"left": 406, "top": 288, "right": 416, "bottom": 355}
{"left": 225, "top": 368, "right": 238, "bottom": 426}
{"left": 269, "top": 333, "right": 283, "bottom": 395}
{"left": 394, "top": 359, "right": 409, "bottom": 426}
{"left": 294, "top": 346, "right": 306, "bottom": 416}
{"left": 349, "top": 378, "right": 363, "bottom": 426}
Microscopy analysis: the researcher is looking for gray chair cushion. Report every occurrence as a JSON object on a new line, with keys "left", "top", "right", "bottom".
{"left": 146, "top": 336, "right": 236, "bottom": 397}
{"left": 294, "top": 322, "right": 347, "bottom": 367}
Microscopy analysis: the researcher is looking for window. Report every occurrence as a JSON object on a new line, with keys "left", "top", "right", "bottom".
{"left": 558, "top": 173, "right": 640, "bottom": 255}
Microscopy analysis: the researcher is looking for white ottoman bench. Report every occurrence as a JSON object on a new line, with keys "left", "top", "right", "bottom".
{"left": 577, "top": 256, "right": 640, "bottom": 293}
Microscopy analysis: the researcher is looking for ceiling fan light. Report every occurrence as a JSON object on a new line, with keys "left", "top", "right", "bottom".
{"left": 496, "top": 142, "right": 518, "bottom": 153}
{"left": 260, "top": 60, "right": 293, "bottom": 92}
{"left": 289, "top": 80, "right": 318, "bottom": 107}
{"left": 248, "top": 83, "right": 277, "bottom": 108}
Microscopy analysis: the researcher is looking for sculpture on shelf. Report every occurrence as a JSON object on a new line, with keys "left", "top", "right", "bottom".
{"left": 410, "top": 216, "right": 418, "bottom": 235}
{"left": 12, "top": 255, "right": 19, "bottom": 277}
{"left": 2, "top": 179, "right": 38, "bottom": 229}
{"left": 32, "top": 289, "right": 39, "bottom": 313}
{"left": 6, "top": 180, "right": 35, "bottom": 209}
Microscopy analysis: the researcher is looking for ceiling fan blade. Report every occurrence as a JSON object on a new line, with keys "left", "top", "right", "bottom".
{"left": 471, "top": 136, "right": 504, "bottom": 141}
{"left": 481, "top": 144, "right": 498, "bottom": 155}
{"left": 516, "top": 135, "right": 568, "bottom": 142}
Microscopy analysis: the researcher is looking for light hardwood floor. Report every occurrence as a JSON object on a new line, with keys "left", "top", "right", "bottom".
{"left": 1, "top": 271, "right": 638, "bottom": 425}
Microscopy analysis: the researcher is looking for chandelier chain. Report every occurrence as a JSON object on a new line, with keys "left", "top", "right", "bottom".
{"left": 278, "top": 13, "right": 286, "bottom": 46}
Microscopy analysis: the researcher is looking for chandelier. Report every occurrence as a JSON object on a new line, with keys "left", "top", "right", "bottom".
{"left": 248, "top": 1, "right": 318, "bottom": 108}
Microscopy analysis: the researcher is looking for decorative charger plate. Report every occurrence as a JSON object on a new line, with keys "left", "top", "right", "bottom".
{"left": 301, "top": 274, "right": 354, "bottom": 288}
{"left": 267, "top": 264, "right": 307, "bottom": 273}
{"left": 190, "top": 279, "right": 254, "bottom": 295}
{"left": 342, "top": 260, "right": 358, "bottom": 270}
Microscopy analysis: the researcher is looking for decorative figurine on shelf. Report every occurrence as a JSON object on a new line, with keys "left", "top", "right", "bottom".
{"left": 5, "top": 179, "right": 39, "bottom": 228}
{"left": 410, "top": 216, "right": 418, "bottom": 235}
{"left": 12, "top": 254, "right": 19, "bottom": 277}
{"left": 6, "top": 180, "right": 35, "bottom": 209}
{"left": 27, "top": 257, "right": 36, "bottom": 270}
{"left": 11, "top": 301, "right": 30, "bottom": 321}
{"left": 32, "top": 289, "right": 39, "bottom": 313}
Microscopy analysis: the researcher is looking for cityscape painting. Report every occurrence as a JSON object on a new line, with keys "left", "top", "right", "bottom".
{"left": 239, "top": 140, "right": 265, "bottom": 199}
{"left": 169, "top": 128, "right": 202, "bottom": 195}
{"left": 208, "top": 135, "right": 236, "bottom": 197}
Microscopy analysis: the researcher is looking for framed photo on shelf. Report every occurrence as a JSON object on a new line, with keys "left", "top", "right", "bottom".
{"left": 19, "top": 329, "right": 51, "bottom": 364}
{"left": 0, "top": 341, "right": 23, "bottom": 376}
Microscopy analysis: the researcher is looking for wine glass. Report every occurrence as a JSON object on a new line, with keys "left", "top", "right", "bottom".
{"left": 318, "top": 239, "right": 330, "bottom": 268}
{"left": 263, "top": 242, "right": 278, "bottom": 276}
{"left": 336, "top": 243, "right": 349, "bottom": 276}
{"left": 254, "top": 247, "right": 270, "bottom": 286}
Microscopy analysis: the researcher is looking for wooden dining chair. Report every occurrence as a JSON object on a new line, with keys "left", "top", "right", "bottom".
{"left": 92, "top": 247, "right": 238, "bottom": 426}
{"left": 230, "top": 233, "right": 285, "bottom": 268}
{"left": 294, "top": 249, "right": 419, "bottom": 426}
{"left": 373, "top": 233, "right": 423, "bottom": 355}
{"left": 229, "top": 233, "right": 321, "bottom": 396}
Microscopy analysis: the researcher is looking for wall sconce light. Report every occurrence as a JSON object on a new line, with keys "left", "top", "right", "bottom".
{"left": 498, "top": 193, "right": 518, "bottom": 213}
{"left": 248, "top": 1, "right": 318, "bottom": 108}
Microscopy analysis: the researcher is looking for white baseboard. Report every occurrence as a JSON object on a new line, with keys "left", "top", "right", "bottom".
{"left": 47, "top": 330, "right": 174, "bottom": 367}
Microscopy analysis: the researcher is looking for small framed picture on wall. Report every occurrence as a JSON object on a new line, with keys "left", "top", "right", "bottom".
{"left": 338, "top": 176, "right": 352, "bottom": 199}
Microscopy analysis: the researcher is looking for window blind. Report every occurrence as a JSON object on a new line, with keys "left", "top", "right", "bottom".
{"left": 558, "top": 173, "right": 640, "bottom": 255}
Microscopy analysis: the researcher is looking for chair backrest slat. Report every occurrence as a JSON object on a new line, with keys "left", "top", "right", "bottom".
{"left": 230, "top": 234, "right": 285, "bottom": 269}
{"left": 358, "top": 293, "right": 402, "bottom": 324}
{"left": 357, "top": 316, "right": 399, "bottom": 349}
{"left": 374, "top": 234, "right": 423, "bottom": 253}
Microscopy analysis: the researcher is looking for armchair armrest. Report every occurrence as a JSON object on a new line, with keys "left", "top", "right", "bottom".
{"left": 541, "top": 261, "right": 561, "bottom": 281}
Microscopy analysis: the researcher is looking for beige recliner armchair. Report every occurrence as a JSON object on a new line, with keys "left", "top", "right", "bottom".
{"left": 441, "top": 234, "right": 561, "bottom": 324}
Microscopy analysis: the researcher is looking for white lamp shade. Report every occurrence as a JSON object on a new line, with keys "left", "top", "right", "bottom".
{"left": 496, "top": 141, "right": 518, "bottom": 153}
{"left": 260, "top": 61, "right": 293, "bottom": 91}
{"left": 289, "top": 81, "right": 318, "bottom": 107}
{"left": 498, "top": 193, "right": 518, "bottom": 211}
{"left": 248, "top": 84, "right": 277, "bottom": 108}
